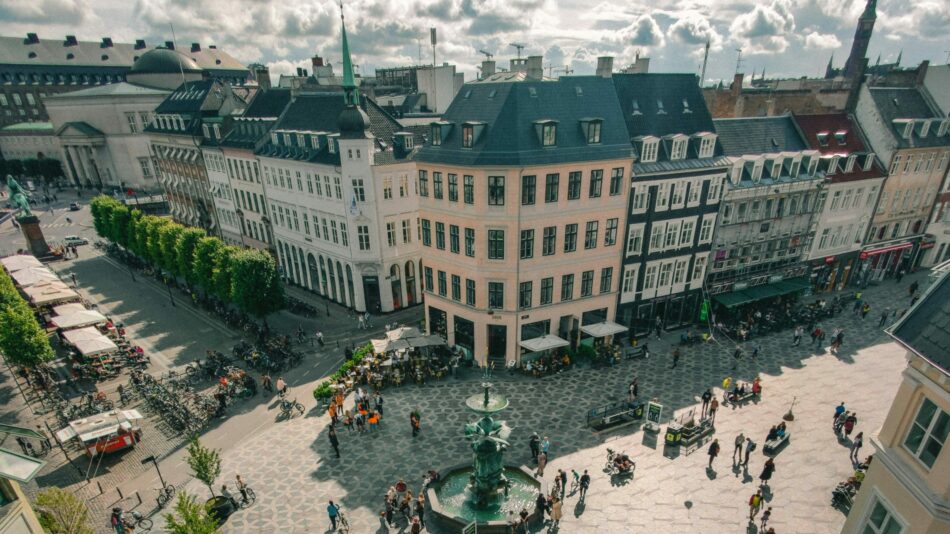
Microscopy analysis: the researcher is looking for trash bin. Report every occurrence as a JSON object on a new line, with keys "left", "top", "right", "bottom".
{"left": 665, "top": 422, "right": 683, "bottom": 445}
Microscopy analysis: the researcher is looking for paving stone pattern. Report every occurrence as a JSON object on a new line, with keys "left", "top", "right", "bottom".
{"left": 191, "top": 275, "right": 923, "bottom": 534}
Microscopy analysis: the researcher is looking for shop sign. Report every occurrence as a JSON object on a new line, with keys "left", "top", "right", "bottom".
{"left": 647, "top": 401, "right": 663, "bottom": 425}
{"left": 825, "top": 256, "right": 835, "bottom": 264}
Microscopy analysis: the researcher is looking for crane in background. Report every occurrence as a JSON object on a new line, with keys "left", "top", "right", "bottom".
{"left": 478, "top": 49, "right": 494, "bottom": 61}
{"left": 510, "top": 43, "right": 526, "bottom": 59}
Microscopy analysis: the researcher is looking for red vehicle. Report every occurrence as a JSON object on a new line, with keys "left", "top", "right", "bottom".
{"left": 55, "top": 409, "right": 143, "bottom": 457}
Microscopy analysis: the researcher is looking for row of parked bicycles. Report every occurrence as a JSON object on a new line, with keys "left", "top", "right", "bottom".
{"left": 127, "top": 371, "right": 218, "bottom": 435}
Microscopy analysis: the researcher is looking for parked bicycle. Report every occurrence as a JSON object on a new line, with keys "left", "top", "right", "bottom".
{"left": 155, "top": 484, "right": 176, "bottom": 509}
{"left": 124, "top": 510, "right": 153, "bottom": 531}
{"left": 278, "top": 397, "right": 305, "bottom": 420}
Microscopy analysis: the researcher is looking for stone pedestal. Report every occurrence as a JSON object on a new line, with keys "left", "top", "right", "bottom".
{"left": 18, "top": 216, "right": 51, "bottom": 258}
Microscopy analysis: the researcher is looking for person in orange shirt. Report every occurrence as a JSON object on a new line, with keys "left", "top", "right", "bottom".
{"left": 328, "top": 401, "right": 338, "bottom": 424}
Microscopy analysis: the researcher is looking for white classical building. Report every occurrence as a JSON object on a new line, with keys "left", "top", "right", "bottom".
{"left": 0, "top": 122, "right": 59, "bottom": 161}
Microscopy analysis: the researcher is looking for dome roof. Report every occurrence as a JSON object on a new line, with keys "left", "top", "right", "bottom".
{"left": 130, "top": 48, "right": 202, "bottom": 75}
{"left": 338, "top": 105, "right": 370, "bottom": 139}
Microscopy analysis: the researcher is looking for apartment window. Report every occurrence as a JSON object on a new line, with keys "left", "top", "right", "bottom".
{"left": 627, "top": 226, "right": 643, "bottom": 255}
{"left": 126, "top": 112, "right": 138, "bottom": 133}
{"left": 488, "top": 176, "right": 505, "bottom": 205}
{"left": 466, "top": 279, "right": 476, "bottom": 306}
{"left": 586, "top": 120, "right": 601, "bottom": 144}
{"left": 658, "top": 262, "right": 672, "bottom": 287}
{"left": 699, "top": 218, "right": 713, "bottom": 242}
{"left": 323, "top": 176, "right": 332, "bottom": 197}
{"left": 451, "top": 275, "right": 461, "bottom": 301}
{"left": 465, "top": 228, "right": 475, "bottom": 257}
{"left": 670, "top": 139, "right": 687, "bottom": 160}
{"left": 698, "top": 136, "right": 715, "bottom": 158}
{"left": 352, "top": 179, "right": 366, "bottom": 202}
{"left": 656, "top": 183, "right": 669, "bottom": 209}
{"left": 448, "top": 174, "right": 458, "bottom": 202}
{"left": 692, "top": 256, "right": 706, "bottom": 281}
{"left": 889, "top": 155, "right": 902, "bottom": 175}
{"left": 670, "top": 182, "right": 685, "bottom": 206}
{"left": 672, "top": 260, "right": 686, "bottom": 284}
{"left": 138, "top": 157, "right": 152, "bottom": 178}
{"left": 687, "top": 181, "right": 700, "bottom": 204}
{"left": 383, "top": 178, "right": 392, "bottom": 199}
{"left": 358, "top": 225, "right": 370, "bottom": 250}
{"left": 463, "top": 175, "right": 474, "bottom": 204}
{"left": 450, "top": 225, "right": 460, "bottom": 253}
{"left": 521, "top": 175, "right": 536, "bottom": 205}
{"left": 418, "top": 170, "right": 429, "bottom": 197}
{"left": 567, "top": 171, "right": 582, "bottom": 200}
{"left": 340, "top": 223, "right": 348, "bottom": 246}
{"left": 650, "top": 225, "right": 664, "bottom": 250}
{"left": 519, "top": 281, "right": 533, "bottom": 309}
{"left": 641, "top": 140, "right": 658, "bottom": 162}
{"left": 560, "top": 274, "right": 574, "bottom": 301}
{"left": 580, "top": 270, "right": 594, "bottom": 297}
{"left": 904, "top": 397, "right": 948, "bottom": 469}
{"left": 435, "top": 222, "right": 445, "bottom": 250}
{"left": 609, "top": 168, "right": 624, "bottom": 196}
{"left": 402, "top": 220, "right": 411, "bottom": 243}
{"left": 437, "top": 271, "right": 447, "bottom": 296}
{"left": 564, "top": 224, "right": 578, "bottom": 252}
{"left": 632, "top": 188, "right": 647, "bottom": 211}
{"left": 334, "top": 177, "right": 342, "bottom": 199}
{"left": 643, "top": 265, "right": 657, "bottom": 289}
{"left": 421, "top": 219, "right": 431, "bottom": 246}
{"left": 862, "top": 497, "right": 904, "bottom": 534}
{"left": 488, "top": 230, "right": 505, "bottom": 259}
{"left": 386, "top": 222, "right": 396, "bottom": 246}
{"left": 423, "top": 267, "right": 433, "bottom": 291}
{"left": 542, "top": 123, "right": 557, "bottom": 146}
{"left": 819, "top": 228, "right": 830, "bottom": 249}
{"left": 584, "top": 221, "right": 599, "bottom": 249}
{"left": 462, "top": 125, "right": 474, "bottom": 148}
{"left": 542, "top": 226, "right": 556, "bottom": 256}
{"left": 589, "top": 170, "right": 603, "bottom": 198}
{"left": 545, "top": 173, "right": 559, "bottom": 203}
{"left": 604, "top": 218, "right": 618, "bottom": 246}
{"left": 520, "top": 229, "right": 535, "bottom": 259}
{"left": 622, "top": 267, "right": 637, "bottom": 294}
{"left": 680, "top": 221, "right": 695, "bottom": 246}
{"left": 599, "top": 267, "right": 613, "bottom": 294}
{"left": 400, "top": 176, "right": 408, "bottom": 197}
{"left": 431, "top": 126, "right": 442, "bottom": 146}
{"left": 433, "top": 172, "right": 443, "bottom": 199}
{"left": 665, "top": 221, "right": 679, "bottom": 248}
{"left": 488, "top": 282, "right": 504, "bottom": 309}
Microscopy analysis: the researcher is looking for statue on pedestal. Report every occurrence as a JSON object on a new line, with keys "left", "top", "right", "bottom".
{"left": 7, "top": 175, "right": 51, "bottom": 258}
{"left": 6, "top": 175, "right": 33, "bottom": 218}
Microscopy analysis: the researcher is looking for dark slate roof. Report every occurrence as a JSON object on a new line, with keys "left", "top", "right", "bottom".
{"left": 243, "top": 89, "right": 292, "bottom": 118}
{"left": 129, "top": 48, "right": 201, "bottom": 74}
{"left": 867, "top": 87, "right": 949, "bottom": 149}
{"left": 415, "top": 75, "right": 633, "bottom": 166}
{"left": 612, "top": 73, "right": 715, "bottom": 137}
{"left": 891, "top": 271, "right": 950, "bottom": 375}
{"left": 220, "top": 89, "right": 293, "bottom": 150}
{"left": 147, "top": 80, "right": 245, "bottom": 136}
{"left": 714, "top": 115, "right": 808, "bottom": 156}
{"left": 154, "top": 79, "right": 217, "bottom": 114}
{"left": 794, "top": 113, "right": 885, "bottom": 182}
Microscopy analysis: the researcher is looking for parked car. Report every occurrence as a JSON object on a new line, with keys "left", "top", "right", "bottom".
{"left": 63, "top": 235, "right": 88, "bottom": 246}
{"left": 69, "top": 202, "right": 80, "bottom": 211}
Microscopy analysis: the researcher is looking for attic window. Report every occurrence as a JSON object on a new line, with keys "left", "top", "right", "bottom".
{"left": 696, "top": 133, "right": 716, "bottom": 158}
{"left": 901, "top": 121, "right": 914, "bottom": 139}
{"left": 202, "top": 124, "right": 210, "bottom": 138}
{"left": 816, "top": 132, "right": 829, "bottom": 147}
{"left": 528, "top": 87, "right": 537, "bottom": 98}
{"left": 584, "top": 119, "right": 602, "bottom": 144}
{"left": 271, "top": 132, "right": 279, "bottom": 145}
{"left": 834, "top": 130, "right": 847, "bottom": 145}
{"left": 404, "top": 136, "right": 413, "bottom": 150}
{"left": 28, "top": 52, "right": 36, "bottom": 59}
{"left": 863, "top": 152, "right": 875, "bottom": 171}
{"left": 488, "top": 89, "right": 497, "bottom": 99}
{"left": 461, "top": 121, "right": 486, "bottom": 148}
{"left": 938, "top": 119, "right": 949, "bottom": 137}
{"left": 639, "top": 138, "right": 659, "bottom": 163}
{"left": 575, "top": 86, "right": 583, "bottom": 97}
{"left": 431, "top": 125, "right": 442, "bottom": 146}
{"left": 631, "top": 100, "right": 642, "bottom": 116}
{"left": 918, "top": 120, "right": 931, "bottom": 137}
{"left": 670, "top": 138, "right": 687, "bottom": 160}
{"left": 682, "top": 99, "right": 691, "bottom": 114}
{"left": 533, "top": 120, "right": 558, "bottom": 147}
{"left": 845, "top": 154, "right": 856, "bottom": 172}
{"left": 656, "top": 99, "right": 666, "bottom": 115}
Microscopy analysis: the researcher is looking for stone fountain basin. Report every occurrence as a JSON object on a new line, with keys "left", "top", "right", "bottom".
{"left": 427, "top": 463, "right": 541, "bottom": 534}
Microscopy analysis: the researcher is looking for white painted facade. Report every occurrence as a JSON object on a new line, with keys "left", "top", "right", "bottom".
{"left": 808, "top": 177, "right": 884, "bottom": 261}
{"left": 201, "top": 146, "right": 242, "bottom": 246}
{"left": 0, "top": 124, "right": 59, "bottom": 161}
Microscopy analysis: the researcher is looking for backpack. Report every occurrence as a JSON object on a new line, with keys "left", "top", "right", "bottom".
{"left": 748, "top": 441, "right": 757, "bottom": 452}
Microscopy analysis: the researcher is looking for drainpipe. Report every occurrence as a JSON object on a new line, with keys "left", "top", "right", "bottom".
{"left": 515, "top": 167, "right": 524, "bottom": 366}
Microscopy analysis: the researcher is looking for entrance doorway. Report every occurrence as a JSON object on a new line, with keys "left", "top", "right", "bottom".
{"left": 487, "top": 325, "right": 507, "bottom": 363}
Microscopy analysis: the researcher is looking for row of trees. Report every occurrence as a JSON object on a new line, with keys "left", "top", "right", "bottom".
{"left": 0, "top": 267, "right": 55, "bottom": 368}
{"left": 90, "top": 196, "right": 284, "bottom": 320}
{"left": 1, "top": 158, "right": 63, "bottom": 184}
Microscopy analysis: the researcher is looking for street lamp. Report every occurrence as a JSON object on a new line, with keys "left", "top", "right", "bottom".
{"left": 235, "top": 209, "right": 247, "bottom": 248}
{"left": 163, "top": 275, "right": 175, "bottom": 307}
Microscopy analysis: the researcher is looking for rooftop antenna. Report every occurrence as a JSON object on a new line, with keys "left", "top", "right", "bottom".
{"left": 510, "top": 43, "right": 526, "bottom": 59}
{"left": 734, "top": 47, "right": 744, "bottom": 75}
{"left": 170, "top": 23, "right": 185, "bottom": 84}
{"left": 430, "top": 28, "right": 437, "bottom": 67}
{"left": 699, "top": 39, "right": 710, "bottom": 87}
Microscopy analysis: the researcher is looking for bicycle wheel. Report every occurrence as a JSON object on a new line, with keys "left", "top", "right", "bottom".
{"left": 294, "top": 402, "right": 305, "bottom": 415}
{"left": 137, "top": 517, "right": 154, "bottom": 530}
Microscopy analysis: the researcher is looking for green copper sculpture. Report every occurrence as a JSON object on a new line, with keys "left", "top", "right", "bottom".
{"left": 6, "top": 175, "right": 32, "bottom": 218}
{"left": 464, "top": 383, "right": 512, "bottom": 505}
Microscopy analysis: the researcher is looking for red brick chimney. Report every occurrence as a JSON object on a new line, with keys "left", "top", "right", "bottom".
{"left": 731, "top": 73, "right": 744, "bottom": 97}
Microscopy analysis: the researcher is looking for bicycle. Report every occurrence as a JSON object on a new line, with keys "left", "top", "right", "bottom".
{"left": 238, "top": 485, "right": 257, "bottom": 508}
{"left": 155, "top": 484, "right": 176, "bottom": 509}
{"left": 336, "top": 508, "right": 350, "bottom": 533}
{"left": 278, "top": 398, "right": 305, "bottom": 419}
{"left": 124, "top": 510, "right": 153, "bottom": 531}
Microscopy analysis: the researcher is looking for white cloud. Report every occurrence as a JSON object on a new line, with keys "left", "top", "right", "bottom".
{"left": 0, "top": 0, "right": 90, "bottom": 24}
{"left": 804, "top": 31, "right": 842, "bottom": 50}
{"left": 729, "top": 0, "right": 796, "bottom": 54}
{"left": 668, "top": 13, "right": 721, "bottom": 47}
{"left": 617, "top": 15, "right": 665, "bottom": 47}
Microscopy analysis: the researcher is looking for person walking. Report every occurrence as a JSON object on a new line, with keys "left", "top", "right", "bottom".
{"left": 759, "top": 458, "right": 775, "bottom": 487}
{"left": 733, "top": 432, "right": 745, "bottom": 463}
{"left": 410, "top": 409, "right": 421, "bottom": 437}
{"left": 579, "top": 469, "right": 590, "bottom": 499}
{"left": 628, "top": 379, "right": 639, "bottom": 401}
{"left": 329, "top": 426, "right": 340, "bottom": 458}
{"left": 529, "top": 433, "right": 541, "bottom": 463}
{"left": 275, "top": 377, "right": 287, "bottom": 397}
{"left": 707, "top": 439, "right": 720, "bottom": 469}
{"left": 550, "top": 496, "right": 563, "bottom": 528}
{"left": 536, "top": 451, "right": 547, "bottom": 477}
{"left": 534, "top": 493, "right": 548, "bottom": 525}
{"left": 743, "top": 437, "right": 756, "bottom": 466}
{"left": 812, "top": 325, "right": 823, "bottom": 349}
{"left": 749, "top": 490, "right": 763, "bottom": 522}
{"left": 792, "top": 325, "right": 803, "bottom": 346}
{"left": 760, "top": 507, "right": 772, "bottom": 530}
{"left": 861, "top": 303, "right": 871, "bottom": 319}
{"left": 327, "top": 500, "right": 340, "bottom": 530}
{"left": 896, "top": 268, "right": 906, "bottom": 283}
{"left": 541, "top": 436, "right": 551, "bottom": 458}
{"left": 415, "top": 493, "right": 426, "bottom": 528}
{"left": 671, "top": 347, "right": 681, "bottom": 369}
{"left": 654, "top": 316, "right": 663, "bottom": 339}
{"left": 852, "top": 298, "right": 863, "bottom": 316}
{"left": 557, "top": 469, "right": 567, "bottom": 498}
{"left": 844, "top": 412, "right": 857, "bottom": 438}
{"left": 851, "top": 432, "right": 864, "bottom": 463}
{"left": 374, "top": 392, "right": 384, "bottom": 418}
{"left": 261, "top": 374, "right": 273, "bottom": 393}
{"left": 709, "top": 397, "right": 719, "bottom": 424}
{"left": 833, "top": 402, "right": 846, "bottom": 423}
{"left": 879, "top": 310, "right": 890, "bottom": 328}
{"left": 701, "top": 389, "right": 712, "bottom": 417}
{"left": 732, "top": 346, "right": 742, "bottom": 370}
{"left": 751, "top": 344, "right": 760, "bottom": 360}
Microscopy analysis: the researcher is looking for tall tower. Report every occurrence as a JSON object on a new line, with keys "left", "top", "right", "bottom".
{"left": 843, "top": 0, "right": 876, "bottom": 78}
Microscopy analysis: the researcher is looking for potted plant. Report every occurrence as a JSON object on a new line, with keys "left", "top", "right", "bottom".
{"left": 185, "top": 438, "right": 231, "bottom": 521}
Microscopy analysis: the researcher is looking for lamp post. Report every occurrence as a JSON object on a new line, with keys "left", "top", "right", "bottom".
{"left": 236, "top": 209, "right": 247, "bottom": 248}
{"left": 163, "top": 275, "right": 175, "bottom": 307}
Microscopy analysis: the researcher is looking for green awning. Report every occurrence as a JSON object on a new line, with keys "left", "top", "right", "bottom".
{"left": 713, "top": 277, "right": 811, "bottom": 309}
{"left": 713, "top": 291, "right": 756, "bottom": 308}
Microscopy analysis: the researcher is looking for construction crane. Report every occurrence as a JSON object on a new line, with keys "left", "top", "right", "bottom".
{"left": 510, "top": 43, "right": 526, "bottom": 59}
{"left": 547, "top": 65, "right": 573, "bottom": 78}
{"left": 478, "top": 49, "right": 494, "bottom": 61}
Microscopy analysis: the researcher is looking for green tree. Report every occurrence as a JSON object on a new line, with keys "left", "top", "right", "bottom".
{"left": 0, "top": 305, "right": 55, "bottom": 367}
{"left": 144, "top": 216, "right": 171, "bottom": 266}
{"left": 89, "top": 196, "right": 115, "bottom": 239}
{"left": 176, "top": 228, "right": 205, "bottom": 286}
{"left": 35, "top": 487, "right": 94, "bottom": 534}
{"left": 164, "top": 492, "right": 220, "bottom": 534}
{"left": 185, "top": 438, "right": 221, "bottom": 497}
{"left": 192, "top": 237, "right": 223, "bottom": 293}
{"left": 229, "top": 250, "right": 284, "bottom": 320}
{"left": 129, "top": 210, "right": 149, "bottom": 258}
{"left": 109, "top": 204, "right": 132, "bottom": 248}
{"left": 211, "top": 245, "right": 239, "bottom": 301}
{"left": 158, "top": 223, "right": 185, "bottom": 274}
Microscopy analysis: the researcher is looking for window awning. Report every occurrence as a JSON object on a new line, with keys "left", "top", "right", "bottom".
{"left": 580, "top": 321, "right": 628, "bottom": 338}
{"left": 519, "top": 334, "right": 570, "bottom": 352}
{"left": 713, "top": 277, "right": 811, "bottom": 309}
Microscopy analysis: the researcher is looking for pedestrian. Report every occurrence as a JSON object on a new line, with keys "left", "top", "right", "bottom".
{"left": 812, "top": 325, "right": 823, "bottom": 348}
{"left": 628, "top": 379, "right": 639, "bottom": 401}
{"left": 671, "top": 347, "right": 680, "bottom": 368}
{"left": 911, "top": 294, "right": 920, "bottom": 306}
{"left": 375, "top": 392, "right": 384, "bottom": 417}
{"left": 844, "top": 412, "right": 857, "bottom": 437}
{"left": 759, "top": 458, "right": 775, "bottom": 486}
{"left": 834, "top": 401, "right": 846, "bottom": 422}
{"left": 897, "top": 268, "right": 906, "bottom": 283}
{"left": 834, "top": 410, "right": 848, "bottom": 435}
{"left": 70, "top": 272, "right": 77, "bottom": 286}
{"left": 410, "top": 517, "right": 422, "bottom": 534}
{"left": 535, "top": 493, "right": 548, "bottom": 523}
{"left": 110, "top": 508, "right": 124, "bottom": 534}
{"left": 261, "top": 374, "right": 273, "bottom": 392}
{"left": 358, "top": 315, "right": 366, "bottom": 330}
{"left": 861, "top": 303, "right": 871, "bottom": 319}
{"left": 364, "top": 311, "right": 372, "bottom": 328}
{"left": 579, "top": 469, "right": 590, "bottom": 499}
{"left": 385, "top": 499, "right": 395, "bottom": 527}
{"left": 410, "top": 409, "right": 421, "bottom": 437}
{"left": 818, "top": 327, "right": 827, "bottom": 349}
{"left": 852, "top": 298, "right": 862, "bottom": 315}
{"left": 558, "top": 469, "right": 567, "bottom": 498}
{"left": 879, "top": 310, "right": 889, "bottom": 328}
{"left": 550, "top": 496, "right": 563, "bottom": 528}
{"left": 327, "top": 500, "right": 340, "bottom": 530}
{"left": 415, "top": 493, "right": 426, "bottom": 528}
{"left": 655, "top": 316, "right": 663, "bottom": 339}
{"left": 749, "top": 490, "right": 762, "bottom": 521}
{"left": 276, "top": 376, "right": 287, "bottom": 397}
{"left": 701, "top": 388, "right": 712, "bottom": 417}
{"left": 760, "top": 507, "right": 772, "bottom": 530}
{"left": 329, "top": 426, "right": 340, "bottom": 458}
{"left": 529, "top": 432, "right": 541, "bottom": 463}
{"left": 733, "top": 432, "right": 745, "bottom": 462}
{"left": 707, "top": 439, "right": 720, "bottom": 469}
{"left": 541, "top": 436, "right": 551, "bottom": 457}
{"left": 743, "top": 437, "right": 756, "bottom": 466}
{"left": 851, "top": 432, "right": 864, "bottom": 463}
{"left": 909, "top": 280, "right": 919, "bottom": 296}
{"left": 732, "top": 346, "right": 742, "bottom": 369}
{"left": 536, "top": 451, "right": 547, "bottom": 477}
{"left": 792, "top": 325, "right": 803, "bottom": 346}
{"left": 751, "top": 344, "right": 760, "bottom": 359}
{"left": 709, "top": 397, "right": 719, "bottom": 424}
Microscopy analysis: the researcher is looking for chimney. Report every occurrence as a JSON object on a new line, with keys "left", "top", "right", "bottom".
{"left": 24, "top": 33, "right": 39, "bottom": 45}
{"left": 252, "top": 65, "right": 271, "bottom": 90}
{"left": 510, "top": 58, "right": 527, "bottom": 73}
{"left": 296, "top": 67, "right": 303, "bottom": 76}
{"left": 526, "top": 55, "right": 543, "bottom": 80}
{"left": 480, "top": 60, "right": 495, "bottom": 78}
{"left": 64, "top": 35, "right": 78, "bottom": 46}
{"left": 101, "top": 37, "right": 113, "bottom": 48}
{"left": 164, "top": 40, "right": 175, "bottom": 50}
{"left": 312, "top": 55, "right": 324, "bottom": 68}
{"left": 191, "top": 42, "right": 201, "bottom": 52}
{"left": 134, "top": 39, "right": 146, "bottom": 50}
{"left": 633, "top": 56, "right": 650, "bottom": 73}
{"left": 596, "top": 56, "right": 614, "bottom": 78}
{"left": 731, "top": 72, "right": 744, "bottom": 97}
{"left": 916, "top": 60, "right": 930, "bottom": 87}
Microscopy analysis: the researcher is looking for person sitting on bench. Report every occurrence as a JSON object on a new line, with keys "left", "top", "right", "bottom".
{"left": 729, "top": 383, "right": 747, "bottom": 402}
{"left": 776, "top": 423, "right": 787, "bottom": 438}
{"left": 613, "top": 453, "right": 634, "bottom": 473}
{"left": 752, "top": 377, "right": 762, "bottom": 396}
{"left": 766, "top": 426, "right": 778, "bottom": 441}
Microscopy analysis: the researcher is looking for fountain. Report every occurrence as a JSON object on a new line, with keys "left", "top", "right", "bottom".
{"left": 427, "top": 382, "right": 541, "bottom": 533}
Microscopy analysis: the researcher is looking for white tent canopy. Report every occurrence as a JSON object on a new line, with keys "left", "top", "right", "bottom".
{"left": 386, "top": 326, "right": 423, "bottom": 340}
{"left": 11, "top": 266, "right": 59, "bottom": 287}
{"left": 62, "top": 327, "right": 117, "bottom": 356}
{"left": 53, "top": 303, "right": 87, "bottom": 315}
{"left": 23, "top": 281, "right": 79, "bottom": 306}
{"left": 51, "top": 309, "right": 107, "bottom": 330}
{"left": 371, "top": 338, "right": 410, "bottom": 353}
{"left": 408, "top": 334, "right": 447, "bottom": 348}
{"left": 580, "top": 321, "right": 628, "bottom": 338}
{"left": 0, "top": 255, "right": 42, "bottom": 272}
{"left": 519, "top": 334, "right": 570, "bottom": 352}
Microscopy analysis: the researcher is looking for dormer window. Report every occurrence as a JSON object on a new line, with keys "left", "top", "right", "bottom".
{"left": 827, "top": 156, "right": 838, "bottom": 175}
{"left": 533, "top": 120, "right": 558, "bottom": 147}
{"left": 462, "top": 124, "right": 473, "bottom": 147}
{"left": 863, "top": 153, "right": 875, "bottom": 171}
{"left": 631, "top": 100, "right": 641, "bottom": 115}
{"left": 404, "top": 136, "right": 413, "bottom": 150}
{"left": 751, "top": 161, "right": 763, "bottom": 182}
{"left": 834, "top": 130, "right": 847, "bottom": 145}
{"left": 212, "top": 124, "right": 220, "bottom": 139}
{"left": 789, "top": 159, "right": 801, "bottom": 178}
{"left": 656, "top": 99, "right": 666, "bottom": 115}
{"left": 845, "top": 155, "right": 856, "bottom": 172}
{"left": 639, "top": 138, "right": 659, "bottom": 163}
{"left": 771, "top": 160, "right": 782, "bottom": 178}
{"left": 271, "top": 132, "right": 279, "bottom": 145}
{"left": 431, "top": 126, "right": 442, "bottom": 146}
{"left": 297, "top": 133, "right": 305, "bottom": 147}
{"left": 311, "top": 135, "right": 321, "bottom": 150}
{"left": 202, "top": 124, "right": 210, "bottom": 138}
{"left": 328, "top": 136, "right": 337, "bottom": 154}
{"left": 430, "top": 121, "right": 452, "bottom": 146}
{"left": 580, "top": 118, "right": 603, "bottom": 144}
{"left": 894, "top": 119, "right": 913, "bottom": 139}
{"left": 283, "top": 133, "right": 292, "bottom": 146}
{"left": 938, "top": 119, "right": 949, "bottom": 137}
{"left": 696, "top": 134, "right": 716, "bottom": 158}
{"left": 816, "top": 132, "right": 829, "bottom": 147}
{"left": 918, "top": 120, "right": 931, "bottom": 137}
{"left": 670, "top": 139, "right": 687, "bottom": 160}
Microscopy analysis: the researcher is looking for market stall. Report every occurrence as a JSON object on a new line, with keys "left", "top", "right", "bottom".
{"left": 50, "top": 309, "right": 108, "bottom": 330}
{"left": 62, "top": 327, "right": 117, "bottom": 357}
{"left": 0, "top": 254, "right": 43, "bottom": 273}
{"left": 22, "top": 280, "right": 80, "bottom": 307}
{"left": 55, "top": 409, "right": 143, "bottom": 458}
{"left": 10, "top": 266, "right": 58, "bottom": 287}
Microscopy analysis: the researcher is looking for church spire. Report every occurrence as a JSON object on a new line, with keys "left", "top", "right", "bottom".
{"left": 825, "top": 53, "right": 835, "bottom": 79}
{"left": 896, "top": 49, "right": 902, "bottom": 66}
{"left": 843, "top": 0, "right": 876, "bottom": 78}
{"left": 339, "top": 0, "right": 358, "bottom": 107}
{"left": 861, "top": 0, "right": 877, "bottom": 20}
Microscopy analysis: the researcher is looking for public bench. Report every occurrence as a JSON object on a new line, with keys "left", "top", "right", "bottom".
{"left": 680, "top": 419, "right": 715, "bottom": 455}
{"left": 764, "top": 432, "right": 791, "bottom": 454}
{"left": 587, "top": 401, "right": 644, "bottom": 431}
{"left": 624, "top": 345, "right": 649, "bottom": 359}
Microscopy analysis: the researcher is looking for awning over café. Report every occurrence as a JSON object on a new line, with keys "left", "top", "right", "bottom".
{"left": 580, "top": 321, "right": 628, "bottom": 338}
{"left": 519, "top": 334, "right": 570, "bottom": 352}
{"left": 0, "top": 254, "right": 42, "bottom": 272}
{"left": 713, "top": 277, "right": 811, "bottom": 309}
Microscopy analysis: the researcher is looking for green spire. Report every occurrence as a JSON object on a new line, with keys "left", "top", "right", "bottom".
{"left": 339, "top": 1, "right": 358, "bottom": 106}
{"left": 861, "top": 0, "right": 877, "bottom": 19}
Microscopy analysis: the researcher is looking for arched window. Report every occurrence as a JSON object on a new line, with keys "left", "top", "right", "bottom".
{"left": 318, "top": 255, "right": 330, "bottom": 297}
{"left": 405, "top": 260, "right": 417, "bottom": 305}
{"left": 336, "top": 261, "right": 347, "bottom": 307}
{"left": 346, "top": 265, "right": 355, "bottom": 311}
{"left": 307, "top": 253, "right": 319, "bottom": 293}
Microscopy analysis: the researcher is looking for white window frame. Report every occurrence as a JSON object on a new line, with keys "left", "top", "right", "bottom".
{"left": 620, "top": 267, "right": 638, "bottom": 303}
{"left": 903, "top": 396, "right": 948, "bottom": 469}
{"left": 626, "top": 224, "right": 644, "bottom": 256}
{"left": 670, "top": 139, "right": 687, "bottom": 160}
{"left": 698, "top": 135, "right": 716, "bottom": 158}
{"left": 642, "top": 264, "right": 657, "bottom": 290}
{"left": 692, "top": 256, "right": 706, "bottom": 281}
{"left": 860, "top": 493, "right": 905, "bottom": 534}
{"left": 641, "top": 139, "right": 659, "bottom": 163}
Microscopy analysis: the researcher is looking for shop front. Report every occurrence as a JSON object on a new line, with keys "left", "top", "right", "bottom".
{"left": 810, "top": 251, "right": 859, "bottom": 292}
{"left": 854, "top": 239, "right": 918, "bottom": 285}
{"left": 623, "top": 289, "right": 703, "bottom": 339}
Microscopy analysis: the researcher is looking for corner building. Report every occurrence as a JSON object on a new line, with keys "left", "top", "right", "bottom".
{"left": 414, "top": 74, "right": 633, "bottom": 365}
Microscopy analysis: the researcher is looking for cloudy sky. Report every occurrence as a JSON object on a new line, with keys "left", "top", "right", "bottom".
{"left": 2, "top": 0, "right": 948, "bottom": 85}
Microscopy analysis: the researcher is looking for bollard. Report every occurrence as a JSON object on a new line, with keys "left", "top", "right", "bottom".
{"left": 117, "top": 487, "right": 123, "bottom": 500}
{"left": 136, "top": 491, "right": 142, "bottom": 506}
{"left": 97, "top": 481, "right": 104, "bottom": 495}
